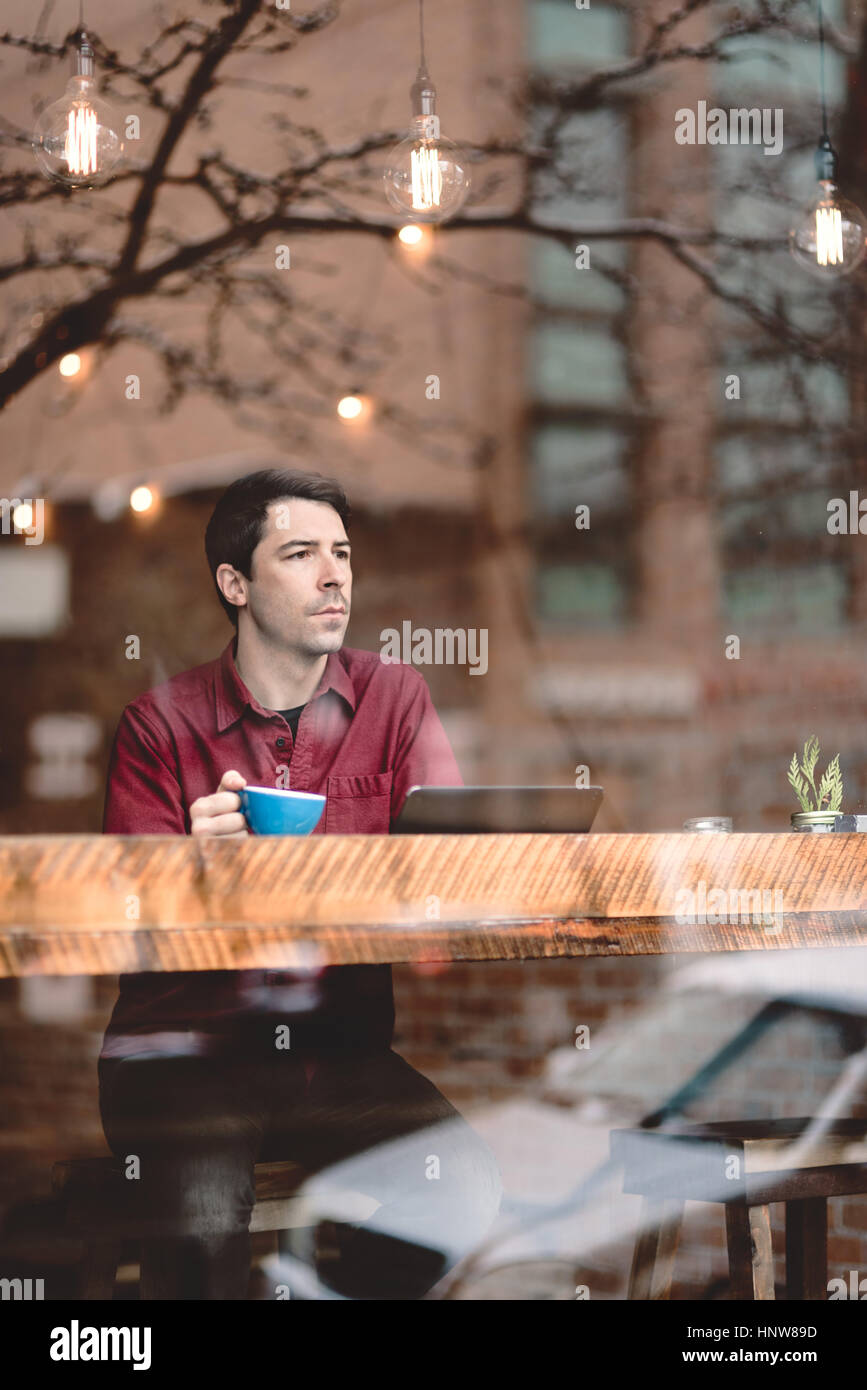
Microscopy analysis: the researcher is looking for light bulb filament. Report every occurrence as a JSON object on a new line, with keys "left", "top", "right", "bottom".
{"left": 815, "top": 204, "right": 844, "bottom": 267}
{"left": 410, "top": 144, "right": 442, "bottom": 210}
{"left": 65, "top": 104, "right": 98, "bottom": 176}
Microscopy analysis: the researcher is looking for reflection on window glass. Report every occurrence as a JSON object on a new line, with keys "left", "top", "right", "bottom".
{"left": 711, "top": 2, "right": 854, "bottom": 635}
{"left": 532, "top": 237, "right": 626, "bottom": 314}
{"left": 526, "top": 6, "right": 632, "bottom": 631}
{"left": 717, "top": 433, "right": 846, "bottom": 626}
{"left": 717, "top": 435, "right": 831, "bottom": 493}
{"left": 716, "top": 18, "right": 846, "bottom": 98}
{"left": 531, "top": 424, "right": 631, "bottom": 629}
{"left": 531, "top": 108, "right": 628, "bottom": 224}
{"left": 720, "top": 490, "right": 834, "bottom": 545}
{"left": 716, "top": 360, "right": 849, "bottom": 425}
{"left": 530, "top": 323, "right": 628, "bottom": 406}
{"left": 527, "top": 0, "right": 629, "bottom": 69}
{"left": 724, "top": 562, "right": 847, "bottom": 630}
{"left": 532, "top": 423, "right": 628, "bottom": 516}
{"left": 538, "top": 562, "right": 627, "bottom": 623}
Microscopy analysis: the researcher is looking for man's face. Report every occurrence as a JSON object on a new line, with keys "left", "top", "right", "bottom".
{"left": 225, "top": 497, "right": 352, "bottom": 655}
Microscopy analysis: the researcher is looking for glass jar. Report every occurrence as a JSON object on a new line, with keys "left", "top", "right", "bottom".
{"left": 790, "top": 811, "right": 837, "bottom": 832}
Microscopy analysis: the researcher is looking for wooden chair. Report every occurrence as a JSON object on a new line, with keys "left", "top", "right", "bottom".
{"left": 51, "top": 1156, "right": 377, "bottom": 1299}
{"left": 610, "top": 1117, "right": 867, "bottom": 1300}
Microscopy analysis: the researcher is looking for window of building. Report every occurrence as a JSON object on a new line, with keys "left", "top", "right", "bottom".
{"left": 712, "top": 9, "right": 852, "bottom": 631}
{"left": 525, "top": 1, "right": 633, "bottom": 627}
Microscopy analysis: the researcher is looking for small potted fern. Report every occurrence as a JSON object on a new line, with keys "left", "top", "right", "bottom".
{"left": 788, "top": 735, "right": 843, "bottom": 831}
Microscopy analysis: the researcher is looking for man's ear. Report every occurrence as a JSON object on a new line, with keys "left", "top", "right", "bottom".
{"left": 216, "top": 562, "right": 247, "bottom": 613}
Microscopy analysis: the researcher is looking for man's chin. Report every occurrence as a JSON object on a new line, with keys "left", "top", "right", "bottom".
{"left": 306, "top": 623, "right": 347, "bottom": 655}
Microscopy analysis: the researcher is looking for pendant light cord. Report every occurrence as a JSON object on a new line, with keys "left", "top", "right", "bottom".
{"left": 818, "top": 0, "right": 828, "bottom": 139}
{"left": 418, "top": 0, "right": 426, "bottom": 68}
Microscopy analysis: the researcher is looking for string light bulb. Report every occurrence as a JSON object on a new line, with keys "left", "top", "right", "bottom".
{"left": 383, "top": 0, "right": 470, "bottom": 223}
{"left": 398, "top": 224, "right": 425, "bottom": 246}
{"left": 336, "top": 393, "right": 367, "bottom": 421}
{"left": 130, "top": 485, "right": 156, "bottom": 513}
{"left": 33, "top": 25, "right": 123, "bottom": 188}
{"left": 58, "top": 353, "right": 82, "bottom": 377}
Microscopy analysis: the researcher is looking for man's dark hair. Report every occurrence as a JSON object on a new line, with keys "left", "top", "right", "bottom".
{"left": 204, "top": 468, "right": 351, "bottom": 627}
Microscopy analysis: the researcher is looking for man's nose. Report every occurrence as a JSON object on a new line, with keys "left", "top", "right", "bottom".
{"left": 320, "top": 559, "right": 344, "bottom": 586}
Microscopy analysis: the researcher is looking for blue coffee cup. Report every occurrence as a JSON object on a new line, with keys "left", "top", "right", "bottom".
{"left": 239, "top": 786, "right": 326, "bottom": 836}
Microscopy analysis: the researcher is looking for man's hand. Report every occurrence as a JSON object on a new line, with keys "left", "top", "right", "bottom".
{"left": 190, "top": 770, "right": 248, "bottom": 837}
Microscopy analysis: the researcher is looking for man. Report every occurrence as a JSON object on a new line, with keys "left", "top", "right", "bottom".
{"left": 98, "top": 468, "right": 501, "bottom": 1299}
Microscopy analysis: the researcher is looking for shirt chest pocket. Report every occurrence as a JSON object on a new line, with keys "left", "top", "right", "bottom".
{"left": 324, "top": 771, "right": 394, "bottom": 834}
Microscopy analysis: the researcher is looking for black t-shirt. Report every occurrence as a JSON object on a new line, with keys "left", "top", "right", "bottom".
{"left": 276, "top": 704, "right": 305, "bottom": 740}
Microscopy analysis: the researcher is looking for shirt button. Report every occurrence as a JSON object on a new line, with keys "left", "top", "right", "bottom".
{"left": 276, "top": 737, "right": 286, "bottom": 747}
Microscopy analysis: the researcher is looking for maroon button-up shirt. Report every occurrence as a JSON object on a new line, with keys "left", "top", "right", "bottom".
{"left": 100, "top": 637, "right": 462, "bottom": 1059}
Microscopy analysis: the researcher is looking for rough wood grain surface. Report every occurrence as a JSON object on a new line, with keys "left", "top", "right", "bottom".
{"left": 1, "top": 832, "right": 866, "bottom": 976}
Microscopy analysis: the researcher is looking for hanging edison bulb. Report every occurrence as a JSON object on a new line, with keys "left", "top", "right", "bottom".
{"left": 383, "top": 66, "right": 469, "bottom": 223}
{"left": 383, "top": 4, "right": 470, "bottom": 224}
{"left": 33, "top": 30, "right": 123, "bottom": 188}
{"left": 790, "top": 137, "right": 866, "bottom": 278}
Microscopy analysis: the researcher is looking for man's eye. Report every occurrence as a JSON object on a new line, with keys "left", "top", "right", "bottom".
{"left": 283, "top": 549, "right": 349, "bottom": 559}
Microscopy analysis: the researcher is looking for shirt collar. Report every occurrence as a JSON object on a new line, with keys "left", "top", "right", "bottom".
{"left": 214, "top": 636, "right": 356, "bottom": 732}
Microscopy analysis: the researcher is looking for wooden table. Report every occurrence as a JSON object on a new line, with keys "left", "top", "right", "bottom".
{"left": 2, "top": 832, "right": 867, "bottom": 977}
